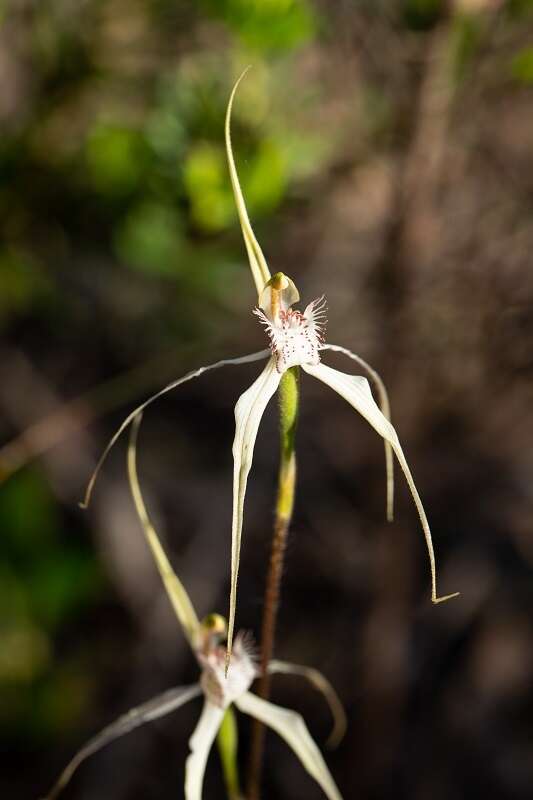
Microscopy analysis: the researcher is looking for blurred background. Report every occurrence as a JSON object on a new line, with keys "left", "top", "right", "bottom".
{"left": 1, "top": 0, "right": 533, "bottom": 798}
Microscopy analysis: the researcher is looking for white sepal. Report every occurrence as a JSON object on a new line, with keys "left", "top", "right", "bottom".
{"left": 235, "top": 692, "right": 343, "bottom": 800}
{"left": 44, "top": 684, "right": 201, "bottom": 800}
{"left": 185, "top": 701, "right": 225, "bottom": 800}
{"left": 127, "top": 413, "right": 200, "bottom": 644}
{"left": 322, "top": 343, "right": 394, "bottom": 522}
{"left": 226, "top": 357, "right": 282, "bottom": 671}
{"left": 267, "top": 659, "right": 347, "bottom": 748}
{"left": 225, "top": 69, "right": 271, "bottom": 298}
{"left": 81, "top": 350, "right": 270, "bottom": 508}
{"left": 302, "top": 362, "right": 459, "bottom": 605}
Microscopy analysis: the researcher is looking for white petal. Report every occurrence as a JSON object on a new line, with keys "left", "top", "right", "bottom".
{"left": 322, "top": 343, "right": 394, "bottom": 522}
{"left": 81, "top": 350, "right": 269, "bottom": 508}
{"left": 267, "top": 660, "right": 347, "bottom": 748}
{"left": 303, "top": 362, "right": 459, "bottom": 605}
{"left": 185, "top": 701, "right": 225, "bottom": 800}
{"left": 225, "top": 69, "right": 271, "bottom": 298}
{"left": 235, "top": 692, "right": 343, "bottom": 800}
{"left": 44, "top": 684, "right": 201, "bottom": 800}
{"left": 226, "top": 357, "right": 282, "bottom": 671}
{"left": 127, "top": 413, "right": 199, "bottom": 644}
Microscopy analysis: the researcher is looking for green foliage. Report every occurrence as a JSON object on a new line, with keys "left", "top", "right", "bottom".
{"left": 200, "top": 0, "right": 316, "bottom": 51}
{"left": 506, "top": 0, "right": 533, "bottom": 16}
{"left": 403, "top": 0, "right": 443, "bottom": 31}
{"left": 0, "top": 470, "right": 101, "bottom": 626}
{"left": 509, "top": 47, "right": 533, "bottom": 84}
{"left": 0, "top": 250, "right": 52, "bottom": 327}
{"left": 451, "top": 12, "right": 484, "bottom": 82}
{"left": 184, "top": 142, "right": 236, "bottom": 231}
{"left": 85, "top": 124, "right": 150, "bottom": 197}
{"left": 1, "top": 469, "right": 60, "bottom": 556}
{"left": 184, "top": 135, "right": 288, "bottom": 232}
{"left": 244, "top": 138, "right": 288, "bottom": 213}
{"left": 0, "top": 470, "right": 102, "bottom": 737}
{"left": 114, "top": 201, "right": 185, "bottom": 275}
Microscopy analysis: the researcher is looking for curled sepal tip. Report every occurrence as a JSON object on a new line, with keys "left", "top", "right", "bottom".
{"left": 322, "top": 344, "right": 394, "bottom": 523}
{"left": 302, "top": 361, "right": 459, "bottom": 606}
{"left": 79, "top": 350, "right": 269, "bottom": 510}
{"left": 432, "top": 591, "right": 460, "bottom": 604}
{"left": 268, "top": 659, "right": 347, "bottom": 749}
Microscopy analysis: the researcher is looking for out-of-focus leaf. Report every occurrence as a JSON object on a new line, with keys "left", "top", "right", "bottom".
{"left": 0, "top": 470, "right": 58, "bottom": 555}
{"left": 404, "top": 0, "right": 444, "bottom": 30}
{"left": 114, "top": 201, "right": 185, "bottom": 275}
{"left": 0, "top": 633, "right": 94, "bottom": 741}
{"left": 0, "top": 624, "right": 51, "bottom": 682}
{"left": 0, "top": 470, "right": 102, "bottom": 630}
{"left": 200, "top": 0, "right": 316, "bottom": 51}
{"left": 184, "top": 142, "right": 235, "bottom": 232}
{"left": 0, "top": 250, "right": 52, "bottom": 327}
{"left": 30, "top": 552, "right": 102, "bottom": 629}
{"left": 507, "top": 0, "right": 533, "bottom": 16}
{"left": 0, "top": 567, "right": 31, "bottom": 621}
{"left": 510, "top": 47, "right": 533, "bottom": 84}
{"left": 29, "top": 661, "right": 94, "bottom": 737}
{"left": 244, "top": 138, "right": 287, "bottom": 214}
{"left": 184, "top": 137, "right": 288, "bottom": 234}
{"left": 451, "top": 13, "right": 483, "bottom": 82}
{"left": 85, "top": 125, "right": 149, "bottom": 196}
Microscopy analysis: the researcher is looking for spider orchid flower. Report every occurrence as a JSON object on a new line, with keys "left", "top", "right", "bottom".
{"left": 45, "top": 416, "right": 346, "bottom": 800}
{"left": 80, "top": 70, "right": 459, "bottom": 671}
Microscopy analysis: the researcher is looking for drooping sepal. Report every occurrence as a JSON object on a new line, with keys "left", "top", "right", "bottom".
{"left": 235, "top": 692, "right": 343, "bottom": 800}
{"left": 226, "top": 357, "right": 282, "bottom": 671}
{"left": 303, "top": 361, "right": 459, "bottom": 605}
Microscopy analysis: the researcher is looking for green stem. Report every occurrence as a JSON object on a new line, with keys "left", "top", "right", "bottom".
{"left": 217, "top": 706, "right": 241, "bottom": 800}
{"left": 246, "top": 366, "right": 299, "bottom": 800}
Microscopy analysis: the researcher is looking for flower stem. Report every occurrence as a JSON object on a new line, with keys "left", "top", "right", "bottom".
{"left": 217, "top": 706, "right": 241, "bottom": 800}
{"left": 247, "top": 366, "right": 299, "bottom": 800}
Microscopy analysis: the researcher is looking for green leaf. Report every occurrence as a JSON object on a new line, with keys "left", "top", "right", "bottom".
{"left": 85, "top": 125, "right": 148, "bottom": 196}
{"left": 510, "top": 47, "right": 533, "bottom": 85}
{"left": 200, "top": 0, "right": 316, "bottom": 51}
{"left": 114, "top": 201, "right": 185, "bottom": 275}
{"left": 184, "top": 142, "right": 236, "bottom": 232}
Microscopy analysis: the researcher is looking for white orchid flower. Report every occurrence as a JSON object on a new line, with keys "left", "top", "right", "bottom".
{"left": 45, "top": 415, "right": 345, "bottom": 800}
{"left": 80, "top": 70, "right": 459, "bottom": 671}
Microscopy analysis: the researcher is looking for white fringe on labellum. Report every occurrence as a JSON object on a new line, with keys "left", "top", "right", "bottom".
{"left": 253, "top": 296, "right": 327, "bottom": 373}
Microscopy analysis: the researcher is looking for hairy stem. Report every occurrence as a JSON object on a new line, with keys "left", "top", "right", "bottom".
{"left": 247, "top": 366, "right": 299, "bottom": 800}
